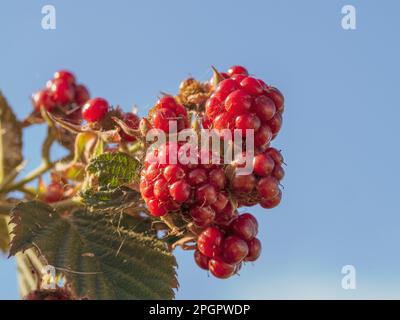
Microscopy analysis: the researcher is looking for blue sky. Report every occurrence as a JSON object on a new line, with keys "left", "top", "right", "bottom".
{"left": 1, "top": 0, "right": 400, "bottom": 299}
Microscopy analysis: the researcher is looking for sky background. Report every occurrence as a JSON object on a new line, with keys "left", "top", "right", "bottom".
{"left": 1, "top": 0, "right": 400, "bottom": 299}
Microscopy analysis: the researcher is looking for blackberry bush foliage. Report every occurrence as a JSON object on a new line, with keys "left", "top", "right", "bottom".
{"left": 0, "top": 66, "right": 286, "bottom": 299}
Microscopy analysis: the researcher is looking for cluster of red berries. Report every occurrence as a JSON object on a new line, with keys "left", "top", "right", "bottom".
{"left": 140, "top": 142, "right": 230, "bottom": 222}
{"left": 203, "top": 65, "right": 284, "bottom": 152}
{"left": 140, "top": 142, "right": 264, "bottom": 279}
{"left": 230, "top": 146, "right": 284, "bottom": 208}
{"left": 32, "top": 70, "right": 90, "bottom": 122}
{"left": 195, "top": 212, "right": 261, "bottom": 279}
{"left": 149, "top": 96, "right": 189, "bottom": 133}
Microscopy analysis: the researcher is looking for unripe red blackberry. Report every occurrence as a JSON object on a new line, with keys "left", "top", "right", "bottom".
{"left": 32, "top": 89, "right": 56, "bottom": 111}
{"left": 82, "top": 97, "right": 109, "bottom": 122}
{"left": 208, "top": 257, "right": 236, "bottom": 279}
{"left": 222, "top": 235, "right": 249, "bottom": 264}
{"left": 230, "top": 213, "right": 258, "bottom": 241}
{"left": 50, "top": 78, "right": 75, "bottom": 105}
{"left": 197, "top": 226, "right": 223, "bottom": 258}
{"left": 194, "top": 250, "right": 210, "bottom": 270}
{"left": 245, "top": 238, "right": 262, "bottom": 262}
{"left": 54, "top": 70, "right": 76, "bottom": 85}
{"left": 257, "top": 176, "right": 280, "bottom": 200}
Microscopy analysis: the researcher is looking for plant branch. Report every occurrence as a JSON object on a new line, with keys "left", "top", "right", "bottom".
{"left": 0, "top": 127, "right": 56, "bottom": 195}
{"left": 0, "top": 162, "right": 53, "bottom": 194}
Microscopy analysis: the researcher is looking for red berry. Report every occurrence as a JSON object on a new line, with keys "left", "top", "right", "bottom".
{"left": 82, "top": 97, "right": 109, "bottom": 122}
{"left": 195, "top": 183, "right": 217, "bottom": 205}
{"left": 140, "top": 179, "right": 154, "bottom": 198}
{"left": 208, "top": 168, "right": 226, "bottom": 190}
{"left": 211, "top": 193, "right": 229, "bottom": 213}
{"left": 214, "top": 79, "right": 239, "bottom": 101}
{"left": 240, "top": 77, "right": 263, "bottom": 96}
{"left": 43, "top": 183, "right": 64, "bottom": 203}
{"left": 231, "top": 173, "right": 256, "bottom": 193}
{"left": 230, "top": 74, "right": 247, "bottom": 85}
{"left": 252, "top": 95, "right": 276, "bottom": 122}
{"left": 272, "top": 164, "right": 285, "bottom": 181}
{"left": 202, "top": 116, "right": 212, "bottom": 129}
{"left": 119, "top": 113, "right": 140, "bottom": 142}
{"left": 188, "top": 168, "right": 208, "bottom": 185}
{"left": 147, "top": 198, "right": 167, "bottom": 216}
{"left": 214, "top": 113, "right": 235, "bottom": 130}
{"left": 190, "top": 206, "right": 215, "bottom": 226}
{"left": 224, "top": 90, "right": 252, "bottom": 116}
{"left": 74, "top": 85, "right": 90, "bottom": 106}
{"left": 54, "top": 70, "right": 76, "bottom": 85}
{"left": 153, "top": 178, "right": 170, "bottom": 200}
{"left": 209, "top": 258, "right": 236, "bottom": 279}
{"left": 32, "top": 89, "right": 56, "bottom": 111}
{"left": 145, "top": 162, "right": 161, "bottom": 181}
{"left": 222, "top": 236, "right": 249, "bottom": 264}
{"left": 197, "top": 227, "right": 223, "bottom": 258}
{"left": 205, "top": 96, "right": 224, "bottom": 118}
{"left": 254, "top": 125, "right": 272, "bottom": 150}
{"left": 230, "top": 214, "right": 258, "bottom": 241}
{"left": 156, "top": 96, "right": 177, "bottom": 110}
{"left": 152, "top": 108, "right": 177, "bottom": 132}
{"left": 257, "top": 176, "right": 280, "bottom": 200}
{"left": 245, "top": 238, "right": 262, "bottom": 262}
{"left": 194, "top": 250, "right": 209, "bottom": 270}
{"left": 174, "top": 103, "right": 188, "bottom": 117}
{"left": 50, "top": 79, "right": 75, "bottom": 105}
{"left": 265, "top": 147, "right": 284, "bottom": 165}
{"left": 265, "top": 86, "right": 284, "bottom": 113}
{"left": 268, "top": 112, "right": 282, "bottom": 136}
{"left": 235, "top": 113, "right": 261, "bottom": 136}
{"left": 253, "top": 153, "right": 275, "bottom": 177}
{"left": 260, "top": 190, "right": 282, "bottom": 209}
{"left": 169, "top": 180, "right": 191, "bottom": 202}
{"left": 240, "top": 213, "right": 258, "bottom": 230}
{"left": 215, "top": 202, "right": 238, "bottom": 227}
{"left": 227, "top": 65, "right": 248, "bottom": 76}
{"left": 163, "top": 165, "right": 185, "bottom": 183}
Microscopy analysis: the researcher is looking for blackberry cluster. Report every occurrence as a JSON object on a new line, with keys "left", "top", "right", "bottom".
{"left": 139, "top": 65, "right": 286, "bottom": 279}
{"left": 230, "top": 146, "right": 284, "bottom": 208}
{"left": 195, "top": 213, "right": 261, "bottom": 278}
{"left": 140, "top": 142, "right": 231, "bottom": 223}
{"left": 203, "top": 65, "right": 284, "bottom": 152}
{"left": 32, "top": 70, "right": 90, "bottom": 123}
{"left": 149, "top": 96, "right": 190, "bottom": 133}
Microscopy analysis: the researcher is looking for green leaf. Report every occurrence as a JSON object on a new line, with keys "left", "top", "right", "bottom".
{"left": 73, "top": 132, "right": 97, "bottom": 163}
{"left": 81, "top": 186, "right": 145, "bottom": 213}
{"left": 9, "top": 201, "right": 178, "bottom": 300}
{"left": 86, "top": 152, "right": 141, "bottom": 189}
{"left": 0, "top": 92, "right": 23, "bottom": 184}
{"left": 0, "top": 216, "right": 10, "bottom": 253}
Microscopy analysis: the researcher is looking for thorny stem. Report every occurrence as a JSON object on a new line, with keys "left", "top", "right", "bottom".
{"left": 161, "top": 215, "right": 178, "bottom": 232}
{"left": 171, "top": 233, "right": 197, "bottom": 250}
